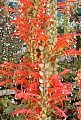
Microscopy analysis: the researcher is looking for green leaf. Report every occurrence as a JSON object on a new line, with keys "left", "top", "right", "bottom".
{"left": 10, "top": 117, "right": 14, "bottom": 120}
{"left": 18, "top": 104, "right": 24, "bottom": 109}
{"left": 4, "top": 105, "right": 14, "bottom": 114}
{"left": 1, "top": 98, "right": 8, "bottom": 107}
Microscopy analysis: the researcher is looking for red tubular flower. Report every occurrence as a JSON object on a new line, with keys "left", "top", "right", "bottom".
{"left": 61, "top": 50, "right": 81, "bottom": 56}
{"left": 1, "top": 6, "right": 21, "bottom": 15}
{"left": 53, "top": 106, "right": 68, "bottom": 118}
{"left": 28, "top": 118, "right": 38, "bottom": 120}
{"left": 20, "top": 58, "right": 32, "bottom": 62}
{"left": 10, "top": 87, "right": 21, "bottom": 93}
{"left": 45, "top": 15, "right": 53, "bottom": 20}
{"left": 28, "top": 18, "right": 36, "bottom": 22}
{"left": 36, "top": 12, "right": 45, "bottom": 18}
{"left": 67, "top": 5, "right": 74, "bottom": 9}
{"left": 41, "top": 34, "right": 49, "bottom": 43}
{"left": 57, "top": 9, "right": 66, "bottom": 12}
{"left": 58, "top": 4, "right": 66, "bottom": 9}
{"left": 39, "top": 7, "right": 48, "bottom": 11}
{"left": 13, "top": 108, "right": 38, "bottom": 116}
{"left": 50, "top": 57, "right": 56, "bottom": 62}
{"left": 59, "top": 69, "right": 71, "bottom": 76}
{"left": 35, "top": 107, "right": 42, "bottom": 115}
{"left": 35, "top": 29, "right": 46, "bottom": 35}
{"left": 33, "top": 22, "right": 42, "bottom": 27}
{"left": 2, "top": 62, "right": 20, "bottom": 68}
{"left": 19, "top": 0, "right": 35, "bottom": 9}
{"left": 40, "top": 1, "right": 50, "bottom": 4}
{"left": 15, "top": 77, "right": 28, "bottom": 84}
{"left": 53, "top": 33, "right": 79, "bottom": 54}
{"left": 57, "top": 2, "right": 65, "bottom": 4}
{"left": 77, "top": 115, "right": 81, "bottom": 120}
{"left": 34, "top": 37, "right": 42, "bottom": 47}
{"left": 0, "top": 65, "right": 16, "bottom": 71}
{"left": 18, "top": 6, "right": 27, "bottom": 11}
{"left": 75, "top": 102, "right": 81, "bottom": 106}
{"left": 0, "top": 80, "right": 13, "bottom": 86}
{"left": 15, "top": 28, "right": 29, "bottom": 39}
{"left": 66, "top": 1, "right": 77, "bottom": 3}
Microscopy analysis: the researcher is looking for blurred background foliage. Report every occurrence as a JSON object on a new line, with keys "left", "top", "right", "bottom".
{"left": 0, "top": 0, "right": 23, "bottom": 64}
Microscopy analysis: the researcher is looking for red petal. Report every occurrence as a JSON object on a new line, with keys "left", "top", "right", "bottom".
{"left": 59, "top": 69, "right": 71, "bottom": 75}
{"left": 78, "top": 115, "right": 81, "bottom": 120}
{"left": 75, "top": 102, "right": 81, "bottom": 106}
{"left": 53, "top": 106, "right": 68, "bottom": 118}
{"left": 67, "top": 1, "right": 76, "bottom": 2}
{"left": 57, "top": 9, "right": 66, "bottom": 12}
{"left": 0, "top": 80, "right": 13, "bottom": 86}
{"left": 35, "top": 107, "right": 42, "bottom": 114}
{"left": 50, "top": 57, "right": 56, "bottom": 62}
{"left": 13, "top": 108, "right": 38, "bottom": 116}
{"left": 2, "top": 7, "right": 21, "bottom": 15}
{"left": 20, "top": 58, "right": 32, "bottom": 62}
{"left": 10, "top": 87, "right": 21, "bottom": 92}
{"left": 28, "top": 118, "right": 37, "bottom": 120}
